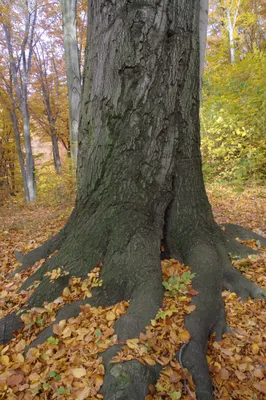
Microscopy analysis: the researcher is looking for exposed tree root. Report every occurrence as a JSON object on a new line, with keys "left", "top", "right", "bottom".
{"left": 9, "top": 206, "right": 81, "bottom": 278}
{"left": 9, "top": 232, "right": 64, "bottom": 278}
{"left": 0, "top": 312, "right": 24, "bottom": 346}
{"left": 221, "top": 223, "right": 266, "bottom": 258}
{"left": 223, "top": 223, "right": 266, "bottom": 245}
{"left": 166, "top": 223, "right": 266, "bottom": 399}
{"left": 102, "top": 359, "right": 161, "bottom": 400}
{"left": 1, "top": 218, "right": 266, "bottom": 399}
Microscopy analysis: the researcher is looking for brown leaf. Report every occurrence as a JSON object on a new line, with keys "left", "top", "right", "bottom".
{"left": 7, "top": 374, "right": 24, "bottom": 386}
{"left": 220, "top": 368, "right": 229, "bottom": 380}
{"left": 235, "top": 371, "right": 246, "bottom": 381}
{"left": 254, "top": 381, "right": 266, "bottom": 394}
{"left": 184, "top": 305, "right": 196, "bottom": 314}
{"left": 254, "top": 369, "right": 264, "bottom": 379}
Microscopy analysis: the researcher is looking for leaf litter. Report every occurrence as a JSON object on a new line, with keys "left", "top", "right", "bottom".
{"left": 0, "top": 186, "right": 265, "bottom": 399}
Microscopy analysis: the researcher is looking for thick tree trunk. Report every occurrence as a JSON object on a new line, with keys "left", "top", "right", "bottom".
{"left": 2, "top": 1, "right": 266, "bottom": 399}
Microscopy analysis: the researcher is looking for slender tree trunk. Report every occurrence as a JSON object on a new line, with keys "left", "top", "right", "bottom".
{"left": 2, "top": 4, "right": 37, "bottom": 202}
{"left": 2, "top": 2, "right": 266, "bottom": 399}
{"left": 226, "top": 7, "right": 235, "bottom": 63}
{"left": 9, "top": 108, "right": 30, "bottom": 202}
{"left": 33, "top": 45, "right": 62, "bottom": 175}
{"left": 60, "top": 0, "right": 82, "bottom": 167}
{"left": 9, "top": 161, "right": 16, "bottom": 195}
{"left": 225, "top": 0, "right": 241, "bottom": 64}
{"left": 51, "top": 124, "right": 62, "bottom": 175}
{"left": 21, "top": 101, "right": 36, "bottom": 201}
{"left": 200, "top": 0, "right": 209, "bottom": 84}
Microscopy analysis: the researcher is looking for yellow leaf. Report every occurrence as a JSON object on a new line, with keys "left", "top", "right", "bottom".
{"left": 20, "top": 313, "right": 32, "bottom": 324}
{"left": 178, "top": 330, "right": 191, "bottom": 342}
{"left": 143, "top": 356, "right": 156, "bottom": 366}
{"left": 15, "top": 339, "right": 26, "bottom": 353}
{"left": 1, "top": 345, "right": 9, "bottom": 355}
{"left": 106, "top": 312, "right": 116, "bottom": 321}
{"left": 94, "top": 375, "right": 104, "bottom": 388}
{"left": 62, "top": 287, "right": 71, "bottom": 297}
{"left": 72, "top": 367, "right": 86, "bottom": 378}
{"left": 126, "top": 339, "right": 139, "bottom": 349}
{"left": 214, "top": 362, "right": 221, "bottom": 371}
{"left": 251, "top": 343, "right": 260, "bottom": 355}
{"left": 0, "top": 290, "right": 8, "bottom": 299}
{"left": 15, "top": 353, "right": 25, "bottom": 363}
{"left": 62, "top": 326, "right": 73, "bottom": 338}
{"left": 0, "top": 355, "right": 9, "bottom": 366}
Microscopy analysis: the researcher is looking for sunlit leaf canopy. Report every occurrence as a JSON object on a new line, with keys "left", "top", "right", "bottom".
{"left": 202, "top": 0, "right": 266, "bottom": 183}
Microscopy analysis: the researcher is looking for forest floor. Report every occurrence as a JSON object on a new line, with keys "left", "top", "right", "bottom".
{"left": 0, "top": 184, "right": 266, "bottom": 399}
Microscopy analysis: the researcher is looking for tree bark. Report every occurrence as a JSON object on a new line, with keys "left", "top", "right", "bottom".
{"left": 2, "top": 2, "right": 266, "bottom": 399}
{"left": 10, "top": 108, "right": 30, "bottom": 202}
{"left": 2, "top": 2, "right": 37, "bottom": 202}
{"left": 224, "top": 0, "right": 241, "bottom": 64}
{"left": 0, "top": 77, "right": 30, "bottom": 201}
{"left": 34, "top": 45, "right": 62, "bottom": 174}
{"left": 200, "top": 0, "right": 209, "bottom": 84}
{"left": 60, "top": 0, "right": 82, "bottom": 167}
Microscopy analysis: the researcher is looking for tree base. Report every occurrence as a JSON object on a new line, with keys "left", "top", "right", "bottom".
{"left": 1, "top": 220, "right": 266, "bottom": 399}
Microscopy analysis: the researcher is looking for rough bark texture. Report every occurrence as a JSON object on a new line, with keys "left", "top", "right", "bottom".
{"left": 1, "top": 1, "right": 266, "bottom": 399}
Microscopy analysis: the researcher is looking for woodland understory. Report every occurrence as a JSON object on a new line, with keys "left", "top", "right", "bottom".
{"left": 0, "top": 186, "right": 266, "bottom": 400}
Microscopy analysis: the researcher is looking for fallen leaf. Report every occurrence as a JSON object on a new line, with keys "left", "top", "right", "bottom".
{"left": 72, "top": 368, "right": 86, "bottom": 378}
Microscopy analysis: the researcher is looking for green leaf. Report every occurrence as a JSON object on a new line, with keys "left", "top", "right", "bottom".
{"left": 56, "top": 386, "right": 69, "bottom": 395}
{"left": 47, "top": 336, "right": 59, "bottom": 345}
{"left": 95, "top": 329, "right": 102, "bottom": 338}
{"left": 42, "top": 382, "right": 51, "bottom": 390}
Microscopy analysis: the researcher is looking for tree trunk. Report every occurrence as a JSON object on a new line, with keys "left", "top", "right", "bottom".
{"left": 200, "top": 0, "right": 209, "bottom": 84}
{"left": 51, "top": 125, "right": 62, "bottom": 175}
{"left": 226, "top": 7, "right": 235, "bottom": 63}
{"left": 2, "top": 4, "right": 37, "bottom": 202}
{"left": 21, "top": 101, "right": 36, "bottom": 202}
{"left": 60, "top": 0, "right": 82, "bottom": 167}
{"left": 9, "top": 107, "right": 30, "bottom": 202}
{"left": 2, "top": 1, "right": 266, "bottom": 399}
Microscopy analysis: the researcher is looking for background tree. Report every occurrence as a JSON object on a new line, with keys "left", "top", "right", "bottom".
{"left": 0, "top": 114, "right": 17, "bottom": 203}
{"left": 0, "top": 69, "right": 30, "bottom": 200}
{"left": 60, "top": 0, "right": 82, "bottom": 167}
{"left": 1, "top": 0, "right": 38, "bottom": 202}
{"left": 200, "top": 0, "right": 210, "bottom": 84}
{"left": 1, "top": 2, "right": 266, "bottom": 400}
{"left": 32, "top": 43, "right": 62, "bottom": 175}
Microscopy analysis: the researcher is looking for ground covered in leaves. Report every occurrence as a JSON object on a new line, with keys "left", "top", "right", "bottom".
{"left": 0, "top": 185, "right": 266, "bottom": 399}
